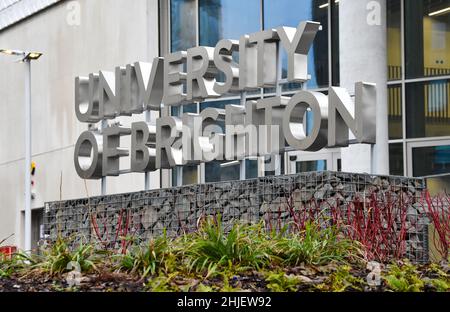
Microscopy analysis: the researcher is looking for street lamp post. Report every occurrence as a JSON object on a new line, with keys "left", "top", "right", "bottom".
{"left": 0, "top": 49, "right": 43, "bottom": 252}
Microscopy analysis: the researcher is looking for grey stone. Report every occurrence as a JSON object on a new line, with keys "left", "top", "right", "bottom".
{"left": 160, "top": 201, "right": 172, "bottom": 215}
{"left": 260, "top": 202, "right": 270, "bottom": 214}
{"left": 223, "top": 206, "right": 240, "bottom": 218}
{"left": 406, "top": 206, "right": 419, "bottom": 222}
{"left": 299, "top": 187, "right": 314, "bottom": 202}
{"left": 142, "top": 207, "right": 158, "bottom": 230}
{"left": 314, "top": 183, "right": 333, "bottom": 200}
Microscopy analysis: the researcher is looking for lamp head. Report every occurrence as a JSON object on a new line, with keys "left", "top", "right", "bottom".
{"left": 0, "top": 49, "right": 25, "bottom": 56}
{"left": 24, "top": 52, "right": 43, "bottom": 61}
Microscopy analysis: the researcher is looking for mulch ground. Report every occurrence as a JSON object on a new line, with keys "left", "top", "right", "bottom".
{"left": 0, "top": 263, "right": 448, "bottom": 292}
{"left": 0, "top": 271, "right": 143, "bottom": 292}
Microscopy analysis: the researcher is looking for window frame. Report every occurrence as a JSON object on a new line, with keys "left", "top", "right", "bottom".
{"left": 387, "top": 0, "right": 450, "bottom": 177}
{"left": 161, "top": 0, "right": 340, "bottom": 185}
{"left": 407, "top": 139, "right": 450, "bottom": 177}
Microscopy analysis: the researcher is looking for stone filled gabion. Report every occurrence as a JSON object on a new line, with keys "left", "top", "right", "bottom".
{"left": 43, "top": 171, "right": 428, "bottom": 263}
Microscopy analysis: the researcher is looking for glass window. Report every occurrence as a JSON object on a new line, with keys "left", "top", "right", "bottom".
{"left": 406, "top": 79, "right": 450, "bottom": 138}
{"left": 387, "top": 0, "right": 402, "bottom": 80}
{"left": 289, "top": 153, "right": 328, "bottom": 174}
{"left": 389, "top": 143, "right": 404, "bottom": 176}
{"left": 172, "top": 164, "right": 198, "bottom": 186}
{"left": 205, "top": 160, "right": 238, "bottom": 182}
{"left": 388, "top": 84, "right": 403, "bottom": 139}
{"left": 331, "top": 0, "right": 340, "bottom": 86}
{"left": 204, "top": 159, "right": 258, "bottom": 182}
{"left": 171, "top": 103, "right": 198, "bottom": 116}
{"left": 183, "top": 164, "right": 198, "bottom": 184}
{"left": 246, "top": 159, "right": 258, "bottom": 179}
{"left": 264, "top": 154, "right": 285, "bottom": 176}
{"left": 296, "top": 160, "right": 327, "bottom": 173}
{"left": 171, "top": 0, "right": 197, "bottom": 51}
{"left": 412, "top": 144, "right": 450, "bottom": 176}
{"left": 405, "top": 0, "right": 450, "bottom": 79}
{"left": 200, "top": 99, "right": 240, "bottom": 110}
{"left": 199, "top": 0, "right": 261, "bottom": 47}
{"left": 263, "top": 0, "right": 329, "bottom": 89}
{"left": 200, "top": 99, "right": 238, "bottom": 131}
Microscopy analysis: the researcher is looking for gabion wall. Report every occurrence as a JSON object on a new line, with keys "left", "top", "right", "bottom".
{"left": 44, "top": 171, "right": 428, "bottom": 262}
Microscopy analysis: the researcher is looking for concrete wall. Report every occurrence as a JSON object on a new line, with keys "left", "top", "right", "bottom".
{"left": 339, "top": 0, "right": 389, "bottom": 175}
{"left": 0, "top": 0, "right": 160, "bottom": 248}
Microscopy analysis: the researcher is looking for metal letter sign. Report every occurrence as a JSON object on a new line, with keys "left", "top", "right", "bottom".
{"left": 74, "top": 21, "right": 377, "bottom": 179}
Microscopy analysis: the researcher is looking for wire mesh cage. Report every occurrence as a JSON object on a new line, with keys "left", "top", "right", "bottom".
{"left": 43, "top": 171, "right": 428, "bottom": 263}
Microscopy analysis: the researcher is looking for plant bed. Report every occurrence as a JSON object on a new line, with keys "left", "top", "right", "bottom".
{"left": 1, "top": 217, "right": 448, "bottom": 292}
{"left": 0, "top": 262, "right": 448, "bottom": 292}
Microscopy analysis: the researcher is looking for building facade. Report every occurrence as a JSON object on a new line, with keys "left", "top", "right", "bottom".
{"left": 0, "top": 0, "right": 449, "bottom": 249}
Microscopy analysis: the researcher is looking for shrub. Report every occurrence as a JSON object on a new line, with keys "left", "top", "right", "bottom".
{"left": 272, "top": 221, "right": 358, "bottom": 266}
{"left": 421, "top": 191, "right": 450, "bottom": 261}
{"left": 285, "top": 190, "right": 416, "bottom": 263}
{"left": 0, "top": 252, "right": 33, "bottom": 278}
{"left": 116, "top": 232, "right": 172, "bottom": 278}
{"left": 333, "top": 192, "right": 415, "bottom": 262}
{"left": 37, "top": 238, "right": 97, "bottom": 275}
{"left": 185, "top": 215, "right": 272, "bottom": 272}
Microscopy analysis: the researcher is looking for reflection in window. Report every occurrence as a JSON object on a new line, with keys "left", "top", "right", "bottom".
{"left": 199, "top": 0, "right": 260, "bottom": 47}
{"left": 389, "top": 143, "right": 404, "bottom": 176}
{"left": 405, "top": 0, "right": 450, "bottom": 79}
{"left": 406, "top": 79, "right": 450, "bottom": 138}
{"left": 171, "top": 0, "right": 196, "bottom": 52}
{"left": 388, "top": 85, "right": 402, "bottom": 139}
{"left": 264, "top": 0, "right": 329, "bottom": 89}
{"left": 413, "top": 145, "right": 450, "bottom": 176}
{"left": 387, "top": 0, "right": 402, "bottom": 80}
